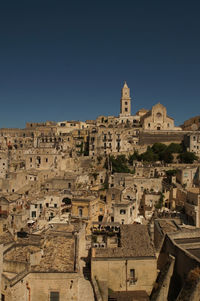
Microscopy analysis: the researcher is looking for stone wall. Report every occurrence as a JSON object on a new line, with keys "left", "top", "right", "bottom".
{"left": 139, "top": 131, "right": 185, "bottom": 146}
{"left": 92, "top": 257, "right": 157, "bottom": 295}
{"left": 3, "top": 272, "right": 80, "bottom": 301}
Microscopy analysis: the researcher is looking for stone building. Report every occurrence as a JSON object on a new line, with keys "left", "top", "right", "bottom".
{"left": 184, "top": 132, "right": 200, "bottom": 157}
{"left": 176, "top": 166, "right": 200, "bottom": 188}
{"left": 184, "top": 188, "right": 200, "bottom": 227}
{"left": 91, "top": 224, "right": 157, "bottom": 300}
{"left": 89, "top": 127, "right": 139, "bottom": 156}
{"left": 154, "top": 228, "right": 200, "bottom": 301}
{"left": 154, "top": 218, "right": 182, "bottom": 252}
{"left": 140, "top": 103, "right": 180, "bottom": 131}
{"left": 181, "top": 115, "right": 200, "bottom": 131}
{"left": 0, "top": 153, "right": 8, "bottom": 179}
{"left": 140, "top": 192, "right": 161, "bottom": 219}
{"left": 0, "top": 197, "right": 9, "bottom": 218}
{"left": 1, "top": 224, "right": 94, "bottom": 301}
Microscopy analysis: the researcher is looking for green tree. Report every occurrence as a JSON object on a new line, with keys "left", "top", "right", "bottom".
{"left": 104, "top": 155, "right": 130, "bottom": 173}
{"left": 178, "top": 152, "right": 198, "bottom": 164}
{"left": 167, "top": 143, "right": 183, "bottom": 153}
{"left": 160, "top": 150, "right": 173, "bottom": 163}
{"left": 155, "top": 193, "right": 164, "bottom": 209}
{"left": 140, "top": 149, "right": 159, "bottom": 162}
{"left": 152, "top": 143, "right": 167, "bottom": 154}
{"left": 128, "top": 151, "right": 140, "bottom": 164}
{"left": 166, "top": 169, "right": 177, "bottom": 177}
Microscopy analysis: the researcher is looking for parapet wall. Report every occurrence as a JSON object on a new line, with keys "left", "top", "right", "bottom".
{"left": 139, "top": 131, "right": 185, "bottom": 145}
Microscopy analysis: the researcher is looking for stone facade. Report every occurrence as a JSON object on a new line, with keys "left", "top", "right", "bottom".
{"left": 184, "top": 132, "right": 200, "bottom": 157}
{"left": 181, "top": 115, "right": 200, "bottom": 131}
{"left": 92, "top": 224, "right": 157, "bottom": 298}
{"left": 140, "top": 103, "right": 180, "bottom": 131}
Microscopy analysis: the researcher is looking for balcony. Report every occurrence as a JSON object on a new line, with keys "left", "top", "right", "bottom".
{"left": 129, "top": 278, "right": 138, "bottom": 285}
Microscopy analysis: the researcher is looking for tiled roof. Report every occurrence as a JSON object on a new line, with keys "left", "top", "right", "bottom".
{"left": 0, "top": 231, "right": 14, "bottom": 245}
{"left": 32, "top": 235, "right": 75, "bottom": 272}
{"left": 4, "top": 245, "right": 40, "bottom": 263}
{"left": 94, "top": 224, "right": 155, "bottom": 258}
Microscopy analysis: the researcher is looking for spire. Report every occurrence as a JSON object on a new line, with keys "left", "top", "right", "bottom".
{"left": 123, "top": 81, "right": 128, "bottom": 88}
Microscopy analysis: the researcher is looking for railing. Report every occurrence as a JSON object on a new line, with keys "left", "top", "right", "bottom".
{"left": 129, "top": 277, "right": 138, "bottom": 285}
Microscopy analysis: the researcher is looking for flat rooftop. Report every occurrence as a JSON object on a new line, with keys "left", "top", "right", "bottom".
{"left": 174, "top": 237, "right": 200, "bottom": 245}
{"left": 169, "top": 229, "right": 200, "bottom": 262}
{"left": 156, "top": 219, "right": 181, "bottom": 235}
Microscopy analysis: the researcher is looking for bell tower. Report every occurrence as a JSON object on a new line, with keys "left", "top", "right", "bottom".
{"left": 120, "top": 81, "right": 131, "bottom": 117}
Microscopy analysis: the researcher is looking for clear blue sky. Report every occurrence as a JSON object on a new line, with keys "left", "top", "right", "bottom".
{"left": 0, "top": 0, "right": 200, "bottom": 128}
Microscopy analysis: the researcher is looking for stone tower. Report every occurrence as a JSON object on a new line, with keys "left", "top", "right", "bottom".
{"left": 120, "top": 81, "right": 131, "bottom": 117}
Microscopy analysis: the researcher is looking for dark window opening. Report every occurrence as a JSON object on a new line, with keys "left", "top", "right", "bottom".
{"left": 50, "top": 291, "right": 59, "bottom": 301}
{"left": 78, "top": 208, "right": 83, "bottom": 217}
{"left": 32, "top": 211, "right": 36, "bottom": 218}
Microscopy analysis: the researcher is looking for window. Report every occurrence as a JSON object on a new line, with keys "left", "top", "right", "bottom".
{"left": 129, "top": 269, "right": 137, "bottom": 285}
{"left": 32, "top": 211, "right": 36, "bottom": 218}
{"left": 120, "top": 209, "right": 126, "bottom": 215}
{"left": 37, "top": 156, "right": 41, "bottom": 164}
{"left": 46, "top": 158, "right": 48, "bottom": 163}
{"left": 112, "top": 194, "right": 115, "bottom": 200}
{"left": 54, "top": 204, "right": 57, "bottom": 208}
{"left": 125, "top": 101, "right": 128, "bottom": 105}
{"left": 35, "top": 204, "right": 38, "bottom": 208}
{"left": 125, "top": 107, "right": 128, "bottom": 112}
{"left": 50, "top": 291, "right": 59, "bottom": 301}
{"left": 78, "top": 208, "right": 83, "bottom": 217}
